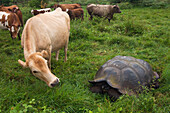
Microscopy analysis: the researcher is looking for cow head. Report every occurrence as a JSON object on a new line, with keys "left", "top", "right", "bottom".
{"left": 31, "top": 9, "right": 34, "bottom": 15}
{"left": 112, "top": 5, "right": 121, "bottom": 13}
{"left": 18, "top": 51, "right": 60, "bottom": 87}
{"left": 67, "top": 9, "right": 74, "bottom": 20}
{"left": 8, "top": 13, "right": 21, "bottom": 39}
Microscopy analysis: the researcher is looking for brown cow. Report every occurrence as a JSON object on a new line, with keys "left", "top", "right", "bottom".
{"left": 87, "top": 4, "right": 121, "bottom": 22}
{"left": 0, "top": 11, "right": 21, "bottom": 39}
{"left": 0, "top": 4, "right": 23, "bottom": 27}
{"left": 67, "top": 8, "right": 84, "bottom": 20}
{"left": 31, "top": 8, "right": 51, "bottom": 16}
{"left": 51, "top": 3, "right": 81, "bottom": 11}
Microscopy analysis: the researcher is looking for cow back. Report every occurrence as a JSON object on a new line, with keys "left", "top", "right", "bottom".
{"left": 89, "top": 4, "right": 113, "bottom": 17}
{"left": 22, "top": 8, "right": 70, "bottom": 52}
{"left": 57, "top": 4, "right": 81, "bottom": 11}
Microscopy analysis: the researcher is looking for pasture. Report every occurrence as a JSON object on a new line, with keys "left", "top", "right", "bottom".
{"left": 0, "top": 4, "right": 170, "bottom": 113}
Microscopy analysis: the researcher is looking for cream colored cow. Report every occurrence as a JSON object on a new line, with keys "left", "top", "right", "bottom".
{"left": 18, "top": 8, "right": 70, "bottom": 87}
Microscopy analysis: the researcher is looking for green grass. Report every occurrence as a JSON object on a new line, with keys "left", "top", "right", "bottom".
{"left": 0, "top": 5, "right": 169, "bottom": 113}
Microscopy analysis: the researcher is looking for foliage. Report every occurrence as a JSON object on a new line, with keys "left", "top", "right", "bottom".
{"left": 117, "top": 2, "right": 133, "bottom": 9}
{"left": 28, "top": 0, "right": 49, "bottom": 8}
{"left": 141, "top": 0, "right": 169, "bottom": 8}
{"left": 0, "top": 1, "right": 169, "bottom": 113}
{"left": 0, "top": 0, "right": 11, "bottom": 5}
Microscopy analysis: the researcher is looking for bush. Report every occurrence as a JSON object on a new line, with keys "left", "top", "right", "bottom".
{"left": 0, "top": 0, "right": 10, "bottom": 5}
{"left": 109, "top": 0, "right": 142, "bottom": 4}
{"left": 28, "top": 0, "right": 49, "bottom": 8}
{"left": 150, "top": 0, "right": 169, "bottom": 9}
{"left": 114, "top": 20, "right": 147, "bottom": 36}
{"left": 133, "top": 0, "right": 169, "bottom": 8}
{"left": 118, "top": 2, "right": 133, "bottom": 9}
{"left": 70, "top": 24, "right": 89, "bottom": 40}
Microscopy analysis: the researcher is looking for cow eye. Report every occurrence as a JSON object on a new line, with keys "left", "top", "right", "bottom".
{"left": 33, "top": 70, "right": 39, "bottom": 73}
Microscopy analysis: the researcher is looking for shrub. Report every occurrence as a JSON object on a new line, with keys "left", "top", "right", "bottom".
{"left": 28, "top": 0, "right": 49, "bottom": 8}
{"left": 70, "top": 25, "right": 89, "bottom": 40}
{"left": 136, "top": 0, "right": 169, "bottom": 8}
{"left": 124, "top": 20, "right": 145, "bottom": 36}
{"left": 114, "top": 20, "right": 147, "bottom": 36}
{"left": 0, "top": 0, "right": 10, "bottom": 5}
{"left": 118, "top": 2, "right": 133, "bottom": 9}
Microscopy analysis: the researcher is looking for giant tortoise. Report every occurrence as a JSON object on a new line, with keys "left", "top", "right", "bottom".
{"left": 89, "top": 56, "right": 159, "bottom": 100}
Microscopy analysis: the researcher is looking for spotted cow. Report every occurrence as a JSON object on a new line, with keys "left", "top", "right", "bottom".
{"left": 31, "top": 8, "right": 51, "bottom": 16}
{"left": 0, "top": 4, "right": 24, "bottom": 27}
{"left": 0, "top": 11, "right": 21, "bottom": 39}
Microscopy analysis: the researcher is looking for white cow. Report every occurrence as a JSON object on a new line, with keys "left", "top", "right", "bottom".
{"left": 18, "top": 8, "right": 70, "bottom": 87}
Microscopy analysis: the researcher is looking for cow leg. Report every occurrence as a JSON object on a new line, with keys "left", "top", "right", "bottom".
{"left": 64, "top": 40, "right": 68, "bottom": 62}
{"left": 47, "top": 46, "right": 52, "bottom": 70}
{"left": 18, "top": 30, "right": 21, "bottom": 40}
{"left": 56, "top": 50, "right": 60, "bottom": 61}
{"left": 81, "top": 15, "right": 84, "bottom": 21}
{"left": 64, "top": 47, "right": 67, "bottom": 62}
{"left": 108, "top": 19, "right": 111, "bottom": 23}
{"left": 89, "top": 14, "right": 93, "bottom": 20}
{"left": 48, "top": 52, "right": 51, "bottom": 70}
{"left": 104, "top": 17, "right": 111, "bottom": 23}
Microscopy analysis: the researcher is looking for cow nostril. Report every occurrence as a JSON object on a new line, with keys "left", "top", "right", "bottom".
{"left": 50, "top": 79, "right": 59, "bottom": 87}
{"left": 51, "top": 83, "right": 57, "bottom": 87}
{"left": 12, "top": 37, "right": 16, "bottom": 39}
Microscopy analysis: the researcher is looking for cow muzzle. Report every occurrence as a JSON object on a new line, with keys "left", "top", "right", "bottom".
{"left": 11, "top": 36, "right": 17, "bottom": 39}
{"left": 49, "top": 78, "right": 60, "bottom": 87}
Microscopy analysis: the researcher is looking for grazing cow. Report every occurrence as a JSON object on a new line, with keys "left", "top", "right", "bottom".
{"left": 0, "top": 4, "right": 23, "bottom": 27}
{"left": 18, "top": 8, "right": 70, "bottom": 88}
{"left": 87, "top": 4, "right": 121, "bottom": 22}
{"left": 67, "top": 8, "right": 84, "bottom": 20}
{"left": 31, "top": 8, "right": 51, "bottom": 16}
{"left": 51, "top": 3, "right": 81, "bottom": 11}
{"left": 0, "top": 11, "right": 21, "bottom": 39}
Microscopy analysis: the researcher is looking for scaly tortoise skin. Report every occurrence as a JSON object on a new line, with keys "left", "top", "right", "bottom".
{"left": 89, "top": 56, "right": 159, "bottom": 99}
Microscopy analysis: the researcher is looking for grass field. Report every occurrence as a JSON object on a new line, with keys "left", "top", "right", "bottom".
{"left": 0, "top": 4, "right": 170, "bottom": 113}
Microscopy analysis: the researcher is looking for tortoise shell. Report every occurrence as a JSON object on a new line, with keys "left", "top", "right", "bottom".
{"left": 89, "top": 56, "right": 156, "bottom": 96}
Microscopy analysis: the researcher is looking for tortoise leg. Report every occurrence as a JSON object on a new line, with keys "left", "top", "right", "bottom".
{"left": 90, "top": 85, "right": 103, "bottom": 94}
{"left": 152, "top": 71, "right": 160, "bottom": 89}
{"left": 154, "top": 71, "right": 159, "bottom": 79}
{"left": 107, "top": 88, "right": 121, "bottom": 100}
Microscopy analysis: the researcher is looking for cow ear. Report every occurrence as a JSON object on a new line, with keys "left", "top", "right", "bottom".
{"left": 113, "top": 5, "right": 117, "bottom": 9}
{"left": 18, "top": 59, "right": 28, "bottom": 68}
{"left": 41, "top": 50, "right": 49, "bottom": 59}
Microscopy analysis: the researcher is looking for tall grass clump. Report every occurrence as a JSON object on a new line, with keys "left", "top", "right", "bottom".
{"left": 141, "top": 0, "right": 169, "bottom": 8}
{"left": 113, "top": 19, "right": 147, "bottom": 36}
{"left": 117, "top": 2, "right": 133, "bottom": 9}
